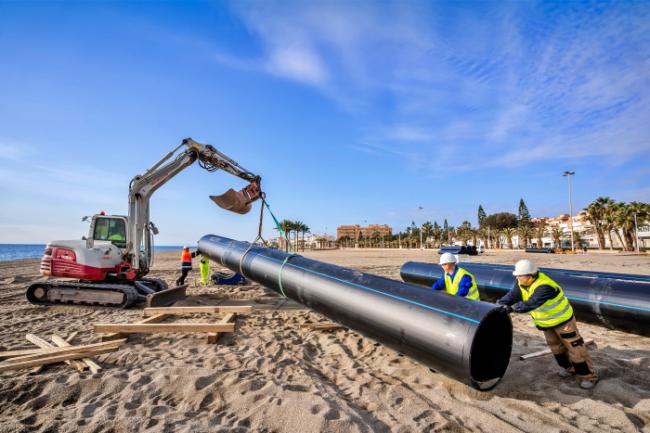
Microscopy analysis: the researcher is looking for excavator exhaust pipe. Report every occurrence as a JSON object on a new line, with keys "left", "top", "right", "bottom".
{"left": 210, "top": 178, "right": 262, "bottom": 215}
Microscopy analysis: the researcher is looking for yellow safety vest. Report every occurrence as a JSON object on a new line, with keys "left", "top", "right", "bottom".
{"left": 519, "top": 272, "right": 573, "bottom": 328}
{"left": 444, "top": 267, "right": 479, "bottom": 300}
{"left": 199, "top": 257, "right": 210, "bottom": 284}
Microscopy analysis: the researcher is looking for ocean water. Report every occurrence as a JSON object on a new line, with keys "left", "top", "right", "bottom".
{"left": 0, "top": 244, "right": 184, "bottom": 261}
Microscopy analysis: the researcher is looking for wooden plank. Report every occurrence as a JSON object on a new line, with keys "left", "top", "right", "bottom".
{"left": 31, "top": 331, "right": 79, "bottom": 375}
{"left": 143, "top": 306, "right": 252, "bottom": 316}
{"left": 26, "top": 334, "right": 86, "bottom": 372}
{"left": 51, "top": 334, "right": 101, "bottom": 374}
{"left": 0, "top": 348, "right": 44, "bottom": 359}
{"left": 520, "top": 339, "right": 595, "bottom": 360}
{"left": 93, "top": 323, "right": 235, "bottom": 334}
{"left": 102, "top": 313, "right": 169, "bottom": 341}
{"left": 3, "top": 339, "right": 126, "bottom": 365}
{"left": 0, "top": 347, "right": 118, "bottom": 373}
{"left": 207, "top": 313, "right": 237, "bottom": 344}
{"left": 301, "top": 322, "right": 346, "bottom": 331}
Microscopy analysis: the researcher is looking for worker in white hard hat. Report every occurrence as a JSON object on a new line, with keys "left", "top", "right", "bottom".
{"left": 176, "top": 246, "right": 200, "bottom": 286}
{"left": 497, "top": 259, "right": 598, "bottom": 389}
{"left": 431, "top": 252, "right": 480, "bottom": 300}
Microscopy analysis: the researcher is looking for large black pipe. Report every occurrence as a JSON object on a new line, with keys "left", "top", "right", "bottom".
{"left": 400, "top": 261, "right": 650, "bottom": 337}
{"left": 198, "top": 235, "right": 512, "bottom": 390}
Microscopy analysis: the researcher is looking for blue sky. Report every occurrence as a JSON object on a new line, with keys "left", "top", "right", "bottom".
{"left": 1, "top": 1, "right": 649, "bottom": 245}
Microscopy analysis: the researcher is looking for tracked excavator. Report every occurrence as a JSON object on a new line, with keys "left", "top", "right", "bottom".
{"left": 26, "top": 138, "right": 261, "bottom": 308}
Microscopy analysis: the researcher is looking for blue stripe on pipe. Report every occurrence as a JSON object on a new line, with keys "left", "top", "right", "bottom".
{"left": 238, "top": 247, "right": 482, "bottom": 325}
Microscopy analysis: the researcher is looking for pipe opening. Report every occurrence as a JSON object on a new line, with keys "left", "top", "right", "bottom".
{"left": 469, "top": 308, "right": 513, "bottom": 390}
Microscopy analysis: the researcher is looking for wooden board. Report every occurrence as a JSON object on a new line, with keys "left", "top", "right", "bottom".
{"left": 51, "top": 334, "right": 101, "bottom": 373}
{"left": 143, "top": 306, "right": 252, "bottom": 316}
{"left": 207, "top": 313, "right": 237, "bottom": 344}
{"left": 3, "top": 339, "right": 126, "bottom": 365}
{"left": 26, "top": 334, "right": 86, "bottom": 372}
{"left": 102, "top": 313, "right": 169, "bottom": 341}
{"left": 0, "top": 347, "right": 118, "bottom": 373}
{"left": 0, "top": 348, "right": 44, "bottom": 359}
{"left": 301, "top": 322, "right": 346, "bottom": 331}
{"left": 93, "top": 323, "right": 235, "bottom": 334}
{"left": 520, "top": 339, "right": 595, "bottom": 360}
{"left": 31, "top": 331, "right": 79, "bottom": 375}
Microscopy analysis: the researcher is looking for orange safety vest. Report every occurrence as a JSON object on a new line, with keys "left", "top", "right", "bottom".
{"left": 181, "top": 249, "right": 192, "bottom": 270}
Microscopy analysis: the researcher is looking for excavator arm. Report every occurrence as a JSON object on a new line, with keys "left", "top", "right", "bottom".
{"left": 127, "top": 137, "right": 261, "bottom": 273}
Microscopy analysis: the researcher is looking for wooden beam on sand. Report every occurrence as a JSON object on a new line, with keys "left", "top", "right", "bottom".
{"left": 143, "top": 306, "right": 252, "bottom": 316}
{"left": 102, "top": 313, "right": 169, "bottom": 341}
{"left": 301, "top": 322, "right": 346, "bottom": 331}
{"left": 207, "top": 313, "right": 237, "bottom": 344}
{"left": 2, "top": 339, "right": 126, "bottom": 365}
{"left": 51, "top": 334, "right": 102, "bottom": 374}
{"left": 0, "top": 348, "right": 44, "bottom": 359}
{"left": 519, "top": 339, "right": 595, "bottom": 360}
{"left": 0, "top": 347, "right": 119, "bottom": 373}
{"left": 31, "top": 331, "right": 79, "bottom": 375}
{"left": 26, "top": 334, "right": 86, "bottom": 372}
{"left": 93, "top": 323, "right": 235, "bottom": 334}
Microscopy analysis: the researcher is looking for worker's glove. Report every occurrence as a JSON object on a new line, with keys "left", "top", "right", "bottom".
{"left": 499, "top": 304, "right": 513, "bottom": 314}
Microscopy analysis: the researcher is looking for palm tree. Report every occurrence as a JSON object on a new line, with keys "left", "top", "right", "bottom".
{"left": 421, "top": 222, "right": 433, "bottom": 248}
{"left": 517, "top": 224, "right": 533, "bottom": 249}
{"left": 502, "top": 228, "right": 516, "bottom": 249}
{"left": 298, "top": 222, "right": 310, "bottom": 251}
{"left": 550, "top": 226, "right": 563, "bottom": 249}
{"left": 533, "top": 221, "right": 548, "bottom": 248}
{"left": 278, "top": 219, "right": 293, "bottom": 252}
{"left": 585, "top": 197, "right": 614, "bottom": 250}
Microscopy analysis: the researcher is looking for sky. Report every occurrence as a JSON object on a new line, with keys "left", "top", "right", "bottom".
{"left": 0, "top": 0, "right": 649, "bottom": 245}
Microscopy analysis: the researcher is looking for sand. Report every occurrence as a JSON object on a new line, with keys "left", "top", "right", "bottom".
{"left": 0, "top": 248, "right": 649, "bottom": 433}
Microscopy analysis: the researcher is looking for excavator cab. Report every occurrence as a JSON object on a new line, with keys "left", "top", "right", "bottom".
{"left": 90, "top": 214, "right": 128, "bottom": 249}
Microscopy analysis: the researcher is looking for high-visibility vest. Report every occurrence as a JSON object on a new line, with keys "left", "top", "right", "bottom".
{"left": 519, "top": 272, "right": 573, "bottom": 328}
{"left": 444, "top": 267, "right": 479, "bottom": 300}
{"left": 180, "top": 249, "right": 192, "bottom": 270}
{"left": 199, "top": 257, "right": 210, "bottom": 284}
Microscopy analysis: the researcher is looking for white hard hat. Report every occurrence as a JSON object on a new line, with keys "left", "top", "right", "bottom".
{"left": 439, "top": 252, "right": 457, "bottom": 265}
{"left": 513, "top": 259, "right": 538, "bottom": 276}
{"left": 183, "top": 245, "right": 189, "bottom": 249}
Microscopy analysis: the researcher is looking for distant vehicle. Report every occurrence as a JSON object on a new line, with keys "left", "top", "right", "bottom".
{"left": 477, "top": 245, "right": 485, "bottom": 254}
{"left": 438, "top": 245, "right": 478, "bottom": 256}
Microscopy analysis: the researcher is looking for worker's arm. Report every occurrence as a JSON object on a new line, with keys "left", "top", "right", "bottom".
{"left": 454, "top": 275, "right": 473, "bottom": 297}
{"left": 191, "top": 251, "right": 201, "bottom": 258}
{"left": 496, "top": 287, "right": 522, "bottom": 306}
{"left": 510, "top": 285, "right": 559, "bottom": 313}
{"left": 432, "top": 278, "right": 446, "bottom": 291}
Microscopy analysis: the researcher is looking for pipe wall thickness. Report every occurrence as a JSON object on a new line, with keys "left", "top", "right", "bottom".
{"left": 198, "top": 235, "right": 512, "bottom": 390}
{"left": 400, "top": 261, "right": 650, "bottom": 337}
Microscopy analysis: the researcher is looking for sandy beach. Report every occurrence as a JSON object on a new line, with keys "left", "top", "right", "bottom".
{"left": 1, "top": 248, "right": 649, "bottom": 433}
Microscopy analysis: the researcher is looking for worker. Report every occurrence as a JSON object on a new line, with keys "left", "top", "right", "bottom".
{"left": 497, "top": 259, "right": 598, "bottom": 389}
{"left": 95, "top": 219, "right": 109, "bottom": 240}
{"left": 108, "top": 232, "right": 125, "bottom": 241}
{"left": 176, "top": 246, "right": 199, "bottom": 286}
{"left": 432, "top": 253, "right": 480, "bottom": 300}
{"left": 199, "top": 256, "right": 210, "bottom": 285}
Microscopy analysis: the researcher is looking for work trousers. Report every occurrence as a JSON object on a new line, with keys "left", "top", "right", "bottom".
{"left": 543, "top": 316, "right": 597, "bottom": 381}
{"left": 176, "top": 269, "right": 190, "bottom": 286}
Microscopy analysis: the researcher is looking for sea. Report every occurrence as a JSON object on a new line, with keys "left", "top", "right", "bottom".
{"left": 0, "top": 244, "right": 184, "bottom": 261}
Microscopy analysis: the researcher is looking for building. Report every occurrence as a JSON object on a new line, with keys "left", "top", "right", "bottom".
{"left": 336, "top": 224, "right": 392, "bottom": 240}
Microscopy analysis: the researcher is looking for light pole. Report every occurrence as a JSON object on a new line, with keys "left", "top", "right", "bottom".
{"left": 563, "top": 171, "right": 575, "bottom": 252}
{"left": 417, "top": 206, "right": 424, "bottom": 250}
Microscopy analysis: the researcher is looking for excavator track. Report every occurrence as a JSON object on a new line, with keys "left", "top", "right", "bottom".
{"left": 25, "top": 279, "right": 187, "bottom": 309}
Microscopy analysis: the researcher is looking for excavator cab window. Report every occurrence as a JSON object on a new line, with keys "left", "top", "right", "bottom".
{"left": 93, "top": 217, "right": 127, "bottom": 248}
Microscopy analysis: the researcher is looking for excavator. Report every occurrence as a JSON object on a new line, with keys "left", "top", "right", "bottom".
{"left": 26, "top": 138, "right": 262, "bottom": 308}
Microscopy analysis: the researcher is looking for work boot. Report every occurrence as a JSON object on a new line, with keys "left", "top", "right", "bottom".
{"left": 579, "top": 379, "right": 598, "bottom": 390}
{"left": 558, "top": 369, "right": 574, "bottom": 378}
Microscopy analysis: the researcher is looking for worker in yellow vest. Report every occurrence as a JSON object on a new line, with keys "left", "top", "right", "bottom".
{"left": 497, "top": 259, "right": 598, "bottom": 389}
{"left": 199, "top": 256, "right": 210, "bottom": 285}
{"left": 432, "top": 253, "right": 480, "bottom": 300}
{"left": 176, "top": 246, "right": 199, "bottom": 286}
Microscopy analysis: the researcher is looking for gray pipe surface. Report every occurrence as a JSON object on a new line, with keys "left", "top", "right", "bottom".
{"left": 400, "top": 261, "right": 650, "bottom": 337}
{"left": 198, "top": 235, "right": 512, "bottom": 390}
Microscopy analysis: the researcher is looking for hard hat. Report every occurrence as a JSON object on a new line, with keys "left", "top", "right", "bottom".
{"left": 513, "top": 259, "right": 538, "bottom": 276}
{"left": 439, "top": 252, "right": 457, "bottom": 265}
{"left": 183, "top": 245, "right": 189, "bottom": 250}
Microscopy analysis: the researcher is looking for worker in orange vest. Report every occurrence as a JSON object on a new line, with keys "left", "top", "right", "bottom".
{"left": 176, "top": 246, "right": 199, "bottom": 285}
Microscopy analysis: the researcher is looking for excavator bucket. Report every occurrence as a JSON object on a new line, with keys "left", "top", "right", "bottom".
{"left": 145, "top": 284, "right": 187, "bottom": 308}
{"left": 210, "top": 180, "right": 261, "bottom": 215}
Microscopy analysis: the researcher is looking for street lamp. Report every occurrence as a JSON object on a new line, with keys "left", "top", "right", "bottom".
{"left": 417, "top": 206, "right": 424, "bottom": 250}
{"left": 563, "top": 171, "right": 575, "bottom": 252}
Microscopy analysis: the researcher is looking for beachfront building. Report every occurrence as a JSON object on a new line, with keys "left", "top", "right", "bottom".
{"left": 336, "top": 224, "right": 392, "bottom": 240}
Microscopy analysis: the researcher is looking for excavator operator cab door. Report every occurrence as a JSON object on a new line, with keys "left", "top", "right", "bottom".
{"left": 89, "top": 215, "right": 128, "bottom": 250}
